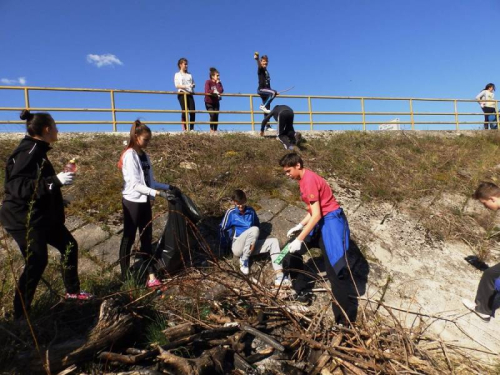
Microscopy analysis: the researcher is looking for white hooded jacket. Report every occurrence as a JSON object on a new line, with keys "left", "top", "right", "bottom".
{"left": 121, "top": 148, "right": 169, "bottom": 203}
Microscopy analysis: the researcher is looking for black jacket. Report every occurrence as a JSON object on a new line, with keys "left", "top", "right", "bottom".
{"left": 261, "top": 105, "right": 294, "bottom": 133}
{"left": 0, "top": 136, "right": 65, "bottom": 230}
{"left": 261, "top": 105, "right": 293, "bottom": 126}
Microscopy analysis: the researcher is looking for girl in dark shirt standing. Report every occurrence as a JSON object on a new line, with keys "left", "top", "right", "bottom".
{"left": 204, "top": 67, "right": 224, "bottom": 133}
{"left": 0, "top": 110, "right": 92, "bottom": 319}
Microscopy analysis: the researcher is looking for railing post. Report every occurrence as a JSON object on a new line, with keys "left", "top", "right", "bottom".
{"left": 110, "top": 90, "right": 117, "bottom": 132}
{"left": 361, "top": 98, "right": 366, "bottom": 131}
{"left": 250, "top": 95, "right": 255, "bottom": 132}
{"left": 308, "top": 97, "right": 313, "bottom": 130}
{"left": 183, "top": 93, "right": 190, "bottom": 131}
{"left": 496, "top": 100, "right": 500, "bottom": 131}
{"left": 24, "top": 88, "right": 30, "bottom": 109}
{"left": 409, "top": 99, "right": 415, "bottom": 130}
{"left": 453, "top": 100, "right": 459, "bottom": 131}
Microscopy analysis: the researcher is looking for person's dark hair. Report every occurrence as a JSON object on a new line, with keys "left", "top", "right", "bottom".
{"left": 279, "top": 152, "right": 303, "bottom": 168}
{"left": 209, "top": 67, "right": 219, "bottom": 78}
{"left": 20, "top": 110, "right": 55, "bottom": 137}
{"left": 261, "top": 55, "right": 268, "bottom": 62}
{"left": 117, "top": 120, "right": 152, "bottom": 168}
{"left": 178, "top": 58, "right": 188, "bottom": 69}
{"left": 484, "top": 83, "right": 496, "bottom": 91}
{"left": 473, "top": 182, "right": 500, "bottom": 200}
{"left": 231, "top": 189, "right": 247, "bottom": 203}
{"left": 128, "top": 120, "right": 151, "bottom": 147}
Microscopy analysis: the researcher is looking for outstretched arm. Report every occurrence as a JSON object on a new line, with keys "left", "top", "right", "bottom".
{"left": 260, "top": 108, "right": 276, "bottom": 132}
{"left": 254, "top": 52, "right": 262, "bottom": 68}
{"left": 261, "top": 111, "right": 273, "bottom": 127}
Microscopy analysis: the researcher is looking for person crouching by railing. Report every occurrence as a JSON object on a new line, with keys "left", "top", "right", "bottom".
{"left": 261, "top": 105, "right": 302, "bottom": 150}
{"left": 117, "top": 120, "right": 179, "bottom": 288}
{"left": 174, "top": 57, "right": 196, "bottom": 131}
{"left": 204, "top": 67, "right": 224, "bottom": 133}
{"left": 0, "top": 110, "right": 93, "bottom": 320}
{"left": 476, "top": 83, "right": 497, "bottom": 130}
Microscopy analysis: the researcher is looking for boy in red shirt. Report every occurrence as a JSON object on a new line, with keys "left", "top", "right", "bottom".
{"left": 462, "top": 182, "right": 500, "bottom": 321}
{"left": 280, "top": 152, "right": 356, "bottom": 324}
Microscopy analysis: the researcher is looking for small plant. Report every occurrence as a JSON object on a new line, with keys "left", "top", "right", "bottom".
{"left": 199, "top": 304, "right": 211, "bottom": 321}
{"left": 120, "top": 273, "right": 149, "bottom": 301}
{"left": 144, "top": 313, "right": 169, "bottom": 347}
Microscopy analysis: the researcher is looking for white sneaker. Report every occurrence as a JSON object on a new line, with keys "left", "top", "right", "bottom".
{"left": 259, "top": 105, "right": 270, "bottom": 114}
{"left": 274, "top": 274, "right": 291, "bottom": 288}
{"left": 239, "top": 258, "right": 249, "bottom": 275}
{"left": 462, "top": 298, "right": 490, "bottom": 321}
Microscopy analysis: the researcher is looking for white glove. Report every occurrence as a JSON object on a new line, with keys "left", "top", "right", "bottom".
{"left": 289, "top": 239, "right": 303, "bottom": 253}
{"left": 56, "top": 172, "right": 74, "bottom": 186}
{"left": 287, "top": 223, "right": 304, "bottom": 238}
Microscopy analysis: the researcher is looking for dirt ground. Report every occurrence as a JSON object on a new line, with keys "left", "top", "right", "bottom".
{"left": 329, "top": 177, "right": 500, "bottom": 365}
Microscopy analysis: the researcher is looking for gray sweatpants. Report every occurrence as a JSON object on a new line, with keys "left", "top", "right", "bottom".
{"left": 232, "top": 226, "right": 283, "bottom": 272}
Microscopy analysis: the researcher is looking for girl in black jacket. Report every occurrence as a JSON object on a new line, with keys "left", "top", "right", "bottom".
{"left": 0, "top": 110, "right": 92, "bottom": 319}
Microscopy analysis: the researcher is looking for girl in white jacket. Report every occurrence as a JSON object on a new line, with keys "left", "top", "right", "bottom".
{"left": 118, "top": 120, "right": 174, "bottom": 287}
{"left": 476, "top": 83, "right": 497, "bottom": 130}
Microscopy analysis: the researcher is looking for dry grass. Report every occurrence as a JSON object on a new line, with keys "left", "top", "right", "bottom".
{"left": 308, "top": 131, "right": 500, "bottom": 202}
{"left": 1, "top": 131, "right": 499, "bottom": 249}
{"left": 1, "top": 129, "right": 500, "bottom": 373}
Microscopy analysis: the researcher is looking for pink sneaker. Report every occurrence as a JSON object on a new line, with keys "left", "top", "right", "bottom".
{"left": 65, "top": 291, "right": 94, "bottom": 300}
{"left": 146, "top": 278, "right": 162, "bottom": 289}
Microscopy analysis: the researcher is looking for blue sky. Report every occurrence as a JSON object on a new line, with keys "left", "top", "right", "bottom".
{"left": 1, "top": 0, "right": 499, "bottom": 132}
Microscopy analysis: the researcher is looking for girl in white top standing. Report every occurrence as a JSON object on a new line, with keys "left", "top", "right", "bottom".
{"left": 117, "top": 120, "right": 176, "bottom": 287}
{"left": 174, "top": 58, "right": 196, "bottom": 131}
{"left": 476, "top": 83, "right": 497, "bottom": 130}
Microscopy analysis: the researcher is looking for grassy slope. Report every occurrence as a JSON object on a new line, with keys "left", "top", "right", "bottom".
{"left": 0, "top": 131, "right": 498, "bottom": 239}
{"left": 1, "top": 131, "right": 499, "bottom": 372}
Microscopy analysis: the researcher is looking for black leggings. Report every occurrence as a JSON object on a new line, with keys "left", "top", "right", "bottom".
{"left": 119, "top": 198, "right": 154, "bottom": 278}
{"left": 482, "top": 106, "right": 497, "bottom": 130}
{"left": 177, "top": 94, "right": 196, "bottom": 131}
{"left": 205, "top": 102, "right": 220, "bottom": 131}
{"left": 8, "top": 225, "right": 79, "bottom": 318}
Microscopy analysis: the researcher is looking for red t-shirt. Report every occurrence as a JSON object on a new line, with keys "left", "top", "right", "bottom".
{"left": 299, "top": 169, "right": 340, "bottom": 215}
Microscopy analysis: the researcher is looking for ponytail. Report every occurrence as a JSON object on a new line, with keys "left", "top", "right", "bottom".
{"left": 117, "top": 120, "right": 152, "bottom": 169}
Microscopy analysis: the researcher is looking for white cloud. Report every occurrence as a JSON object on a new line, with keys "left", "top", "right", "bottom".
{"left": 1, "top": 77, "right": 27, "bottom": 85}
{"left": 86, "top": 53, "right": 123, "bottom": 68}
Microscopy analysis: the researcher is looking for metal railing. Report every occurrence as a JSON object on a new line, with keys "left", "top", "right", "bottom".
{"left": 0, "top": 85, "right": 499, "bottom": 131}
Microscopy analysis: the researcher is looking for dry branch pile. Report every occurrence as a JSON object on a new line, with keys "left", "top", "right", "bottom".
{"left": 12, "top": 255, "right": 493, "bottom": 375}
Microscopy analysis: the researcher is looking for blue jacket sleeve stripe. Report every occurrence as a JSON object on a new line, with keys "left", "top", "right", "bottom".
{"left": 220, "top": 207, "right": 236, "bottom": 232}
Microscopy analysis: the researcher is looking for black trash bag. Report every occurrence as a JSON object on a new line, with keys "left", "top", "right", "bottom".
{"left": 155, "top": 192, "right": 203, "bottom": 275}
{"left": 181, "top": 193, "right": 203, "bottom": 224}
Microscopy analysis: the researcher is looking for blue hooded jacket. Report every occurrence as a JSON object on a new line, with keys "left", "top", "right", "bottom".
{"left": 220, "top": 206, "right": 260, "bottom": 241}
